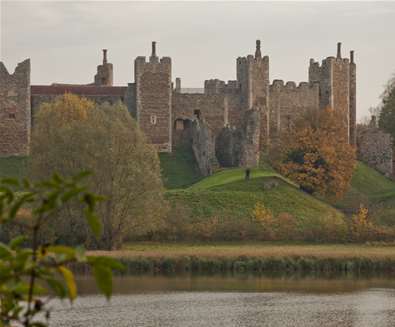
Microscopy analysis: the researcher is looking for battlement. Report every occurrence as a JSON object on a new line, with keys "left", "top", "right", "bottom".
{"left": 270, "top": 80, "right": 319, "bottom": 91}
{"left": 310, "top": 43, "right": 354, "bottom": 70}
{"left": 204, "top": 79, "right": 240, "bottom": 95}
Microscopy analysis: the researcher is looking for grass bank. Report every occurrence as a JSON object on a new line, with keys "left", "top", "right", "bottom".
{"left": 88, "top": 243, "right": 395, "bottom": 275}
{"left": 334, "top": 162, "right": 395, "bottom": 225}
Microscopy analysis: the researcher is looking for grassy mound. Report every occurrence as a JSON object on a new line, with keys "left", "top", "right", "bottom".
{"left": 0, "top": 156, "right": 28, "bottom": 179}
{"left": 166, "top": 168, "right": 346, "bottom": 241}
{"left": 189, "top": 167, "right": 296, "bottom": 191}
{"left": 159, "top": 145, "right": 202, "bottom": 189}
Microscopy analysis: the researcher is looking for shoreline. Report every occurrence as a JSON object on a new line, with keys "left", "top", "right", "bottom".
{"left": 84, "top": 243, "right": 395, "bottom": 276}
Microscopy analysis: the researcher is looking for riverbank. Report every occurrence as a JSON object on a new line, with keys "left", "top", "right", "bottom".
{"left": 87, "top": 243, "right": 395, "bottom": 275}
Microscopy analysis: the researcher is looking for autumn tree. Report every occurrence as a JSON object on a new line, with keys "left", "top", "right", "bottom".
{"left": 29, "top": 94, "right": 167, "bottom": 250}
{"left": 270, "top": 108, "right": 356, "bottom": 199}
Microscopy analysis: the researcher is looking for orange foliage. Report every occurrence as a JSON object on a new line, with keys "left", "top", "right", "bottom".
{"left": 272, "top": 108, "right": 356, "bottom": 199}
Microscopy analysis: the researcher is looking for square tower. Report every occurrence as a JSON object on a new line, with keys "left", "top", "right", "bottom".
{"left": 236, "top": 40, "right": 270, "bottom": 147}
{"left": 309, "top": 42, "right": 356, "bottom": 145}
{"left": 134, "top": 42, "right": 172, "bottom": 152}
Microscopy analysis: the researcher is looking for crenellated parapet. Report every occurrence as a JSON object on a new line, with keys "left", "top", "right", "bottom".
{"left": 204, "top": 79, "right": 240, "bottom": 95}
{"left": 268, "top": 79, "right": 320, "bottom": 138}
{"left": 270, "top": 79, "right": 319, "bottom": 92}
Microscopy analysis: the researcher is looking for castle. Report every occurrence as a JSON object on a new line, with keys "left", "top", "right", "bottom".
{"left": 2, "top": 40, "right": 390, "bottom": 176}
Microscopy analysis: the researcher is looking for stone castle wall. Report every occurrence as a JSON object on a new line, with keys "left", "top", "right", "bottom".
{"left": 0, "top": 60, "right": 31, "bottom": 156}
{"left": 190, "top": 119, "right": 218, "bottom": 176}
{"left": 1, "top": 40, "right": 363, "bottom": 176}
{"left": 172, "top": 93, "right": 226, "bottom": 137}
{"left": 268, "top": 80, "right": 319, "bottom": 137}
{"left": 357, "top": 122, "right": 393, "bottom": 178}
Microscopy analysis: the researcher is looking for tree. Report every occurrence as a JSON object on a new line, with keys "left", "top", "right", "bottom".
{"left": 378, "top": 74, "right": 395, "bottom": 139}
{"left": 0, "top": 173, "right": 123, "bottom": 327}
{"left": 29, "top": 94, "right": 167, "bottom": 250}
{"left": 270, "top": 108, "right": 356, "bottom": 199}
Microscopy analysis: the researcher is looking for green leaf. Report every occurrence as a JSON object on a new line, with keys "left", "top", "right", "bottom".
{"left": 58, "top": 266, "right": 77, "bottom": 301}
{"left": 84, "top": 209, "right": 102, "bottom": 237}
{"left": 0, "top": 243, "right": 12, "bottom": 259}
{"left": 60, "top": 187, "right": 84, "bottom": 203}
{"left": 9, "top": 193, "right": 34, "bottom": 219}
{"left": 9, "top": 236, "right": 26, "bottom": 250}
{"left": 47, "top": 245, "right": 76, "bottom": 259}
{"left": 92, "top": 264, "right": 112, "bottom": 299}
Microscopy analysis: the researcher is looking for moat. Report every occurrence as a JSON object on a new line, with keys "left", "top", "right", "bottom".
{"left": 50, "top": 275, "right": 395, "bottom": 327}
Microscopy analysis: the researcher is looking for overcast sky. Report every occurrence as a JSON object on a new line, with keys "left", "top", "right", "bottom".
{"left": 1, "top": 1, "right": 395, "bottom": 120}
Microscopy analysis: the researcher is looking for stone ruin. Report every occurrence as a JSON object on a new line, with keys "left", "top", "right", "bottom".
{"left": 357, "top": 116, "right": 394, "bottom": 178}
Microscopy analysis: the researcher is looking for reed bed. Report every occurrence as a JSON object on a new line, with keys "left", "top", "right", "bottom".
{"left": 84, "top": 243, "right": 395, "bottom": 275}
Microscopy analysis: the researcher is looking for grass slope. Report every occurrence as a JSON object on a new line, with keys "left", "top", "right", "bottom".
{"left": 167, "top": 169, "right": 345, "bottom": 234}
{"left": 159, "top": 145, "right": 202, "bottom": 189}
{"left": 0, "top": 156, "right": 27, "bottom": 179}
{"left": 334, "top": 162, "right": 395, "bottom": 225}
{"left": 189, "top": 167, "right": 297, "bottom": 191}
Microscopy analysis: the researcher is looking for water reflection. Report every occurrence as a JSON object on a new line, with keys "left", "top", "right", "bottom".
{"left": 50, "top": 275, "right": 395, "bottom": 327}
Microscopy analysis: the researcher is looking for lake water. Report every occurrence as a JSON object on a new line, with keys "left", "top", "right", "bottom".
{"left": 50, "top": 275, "right": 395, "bottom": 327}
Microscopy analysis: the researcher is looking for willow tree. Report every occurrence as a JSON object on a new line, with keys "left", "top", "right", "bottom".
{"left": 30, "top": 94, "right": 166, "bottom": 249}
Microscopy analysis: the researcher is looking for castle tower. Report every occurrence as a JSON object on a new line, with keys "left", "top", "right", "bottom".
{"left": 94, "top": 49, "right": 113, "bottom": 86}
{"left": 309, "top": 42, "right": 356, "bottom": 144}
{"left": 236, "top": 40, "right": 270, "bottom": 147}
{"left": 0, "top": 59, "right": 31, "bottom": 156}
{"left": 349, "top": 50, "right": 357, "bottom": 145}
{"left": 134, "top": 41, "right": 172, "bottom": 152}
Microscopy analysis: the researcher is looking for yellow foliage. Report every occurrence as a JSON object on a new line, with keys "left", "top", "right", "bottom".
{"left": 252, "top": 202, "right": 274, "bottom": 226}
{"left": 38, "top": 93, "right": 94, "bottom": 126}
{"left": 351, "top": 205, "right": 373, "bottom": 241}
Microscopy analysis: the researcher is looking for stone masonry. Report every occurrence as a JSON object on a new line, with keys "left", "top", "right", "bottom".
{"left": 357, "top": 117, "right": 393, "bottom": 178}
{"left": 1, "top": 40, "right": 364, "bottom": 176}
{"left": 0, "top": 59, "right": 31, "bottom": 157}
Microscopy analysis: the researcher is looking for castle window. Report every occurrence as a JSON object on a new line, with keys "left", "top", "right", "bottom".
{"left": 150, "top": 114, "right": 157, "bottom": 125}
{"left": 9, "top": 113, "right": 16, "bottom": 119}
{"left": 194, "top": 110, "right": 201, "bottom": 120}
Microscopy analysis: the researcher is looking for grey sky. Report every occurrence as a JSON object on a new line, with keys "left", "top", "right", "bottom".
{"left": 1, "top": 1, "right": 394, "bottom": 120}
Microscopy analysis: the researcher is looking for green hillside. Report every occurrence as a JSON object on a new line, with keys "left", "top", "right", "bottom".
{"left": 159, "top": 145, "right": 202, "bottom": 189}
{"left": 334, "top": 162, "right": 395, "bottom": 226}
{"left": 189, "top": 167, "right": 297, "bottom": 191}
{"left": 170, "top": 176, "right": 343, "bottom": 222}
{"left": 166, "top": 168, "right": 347, "bottom": 241}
